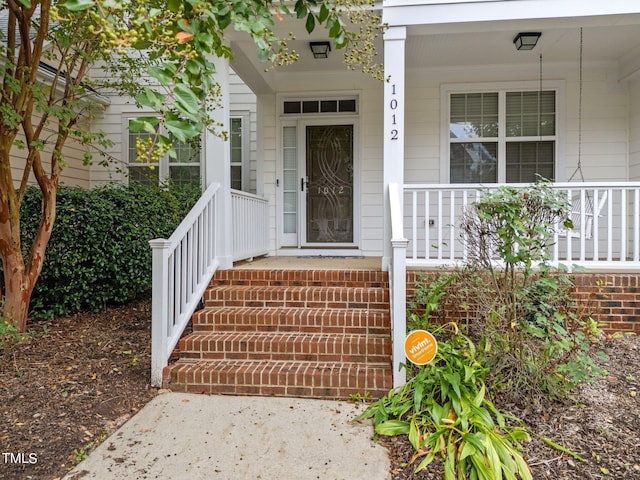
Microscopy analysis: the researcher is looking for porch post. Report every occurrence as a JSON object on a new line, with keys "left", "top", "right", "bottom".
{"left": 383, "top": 27, "right": 408, "bottom": 388}
{"left": 382, "top": 26, "right": 406, "bottom": 271}
{"left": 204, "top": 56, "right": 233, "bottom": 269}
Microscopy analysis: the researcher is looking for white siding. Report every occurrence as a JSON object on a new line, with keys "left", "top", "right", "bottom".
{"left": 360, "top": 87, "right": 385, "bottom": 256}
{"left": 89, "top": 66, "right": 255, "bottom": 188}
{"left": 10, "top": 116, "right": 91, "bottom": 189}
{"left": 257, "top": 94, "right": 278, "bottom": 254}
{"left": 88, "top": 62, "right": 138, "bottom": 186}
{"left": 630, "top": 80, "right": 640, "bottom": 180}
{"left": 564, "top": 67, "right": 629, "bottom": 181}
{"left": 403, "top": 62, "right": 632, "bottom": 184}
{"left": 229, "top": 72, "right": 258, "bottom": 193}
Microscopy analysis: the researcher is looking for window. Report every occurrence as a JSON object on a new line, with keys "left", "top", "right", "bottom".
{"left": 127, "top": 118, "right": 201, "bottom": 187}
{"left": 447, "top": 87, "right": 557, "bottom": 183}
{"left": 230, "top": 116, "right": 244, "bottom": 190}
{"left": 283, "top": 98, "right": 357, "bottom": 115}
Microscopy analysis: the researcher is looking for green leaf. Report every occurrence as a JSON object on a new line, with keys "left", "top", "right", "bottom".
{"left": 62, "top": 0, "right": 94, "bottom": 11}
{"left": 374, "top": 420, "right": 410, "bottom": 436}
{"left": 329, "top": 18, "right": 342, "bottom": 37}
{"left": 174, "top": 84, "right": 200, "bottom": 114}
{"left": 164, "top": 119, "right": 200, "bottom": 143}
{"left": 136, "top": 87, "right": 165, "bottom": 110}
{"left": 147, "top": 67, "right": 175, "bottom": 87}
{"left": 168, "top": 0, "right": 181, "bottom": 12}
{"left": 295, "top": 0, "right": 307, "bottom": 19}
{"left": 305, "top": 13, "right": 315, "bottom": 34}
{"left": 414, "top": 452, "right": 436, "bottom": 473}
{"left": 17, "top": 0, "right": 31, "bottom": 6}
{"left": 128, "top": 117, "right": 159, "bottom": 134}
{"left": 408, "top": 419, "right": 419, "bottom": 451}
{"left": 318, "top": 4, "right": 330, "bottom": 23}
{"left": 444, "top": 442, "right": 456, "bottom": 480}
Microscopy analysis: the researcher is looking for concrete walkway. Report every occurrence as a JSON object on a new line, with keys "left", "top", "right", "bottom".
{"left": 62, "top": 392, "right": 391, "bottom": 480}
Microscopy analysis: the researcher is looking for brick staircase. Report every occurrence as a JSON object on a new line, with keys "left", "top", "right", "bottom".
{"left": 164, "top": 267, "right": 393, "bottom": 400}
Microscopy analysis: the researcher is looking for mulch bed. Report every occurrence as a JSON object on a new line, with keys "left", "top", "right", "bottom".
{"left": 0, "top": 297, "right": 156, "bottom": 480}
{"left": 0, "top": 295, "right": 638, "bottom": 479}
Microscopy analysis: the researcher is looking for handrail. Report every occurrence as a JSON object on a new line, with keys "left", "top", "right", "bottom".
{"left": 231, "top": 189, "right": 269, "bottom": 261}
{"left": 388, "top": 182, "right": 409, "bottom": 388}
{"left": 402, "top": 181, "right": 640, "bottom": 270}
{"left": 149, "top": 182, "right": 221, "bottom": 387}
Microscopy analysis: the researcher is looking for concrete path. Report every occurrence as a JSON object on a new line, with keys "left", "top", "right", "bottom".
{"left": 62, "top": 392, "right": 391, "bottom": 480}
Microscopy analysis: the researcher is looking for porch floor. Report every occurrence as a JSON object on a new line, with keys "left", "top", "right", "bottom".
{"left": 233, "top": 255, "right": 382, "bottom": 270}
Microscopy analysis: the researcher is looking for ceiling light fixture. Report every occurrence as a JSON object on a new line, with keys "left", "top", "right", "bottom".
{"left": 513, "top": 32, "right": 541, "bottom": 51}
{"left": 309, "top": 41, "right": 331, "bottom": 59}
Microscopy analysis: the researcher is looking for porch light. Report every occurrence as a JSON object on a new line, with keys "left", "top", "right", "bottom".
{"left": 309, "top": 41, "right": 331, "bottom": 59}
{"left": 513, "top": 32, "right": 541, "bottom": 51}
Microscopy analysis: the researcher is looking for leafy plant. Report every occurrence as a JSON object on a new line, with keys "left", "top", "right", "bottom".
{"left": 356, "top": 323, "right": 532, "bottom": 479}
{"left": 15, "top": 182, "right": 200, "bottom": 320}
{"left": 452, "top": 180, "right": 606, "bottom": 402}
{"left": 408, "top": 272, "right": 456, "bottom": 331}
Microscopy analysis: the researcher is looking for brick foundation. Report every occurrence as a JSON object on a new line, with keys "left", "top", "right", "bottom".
{"left": 407, "top": 271, "right": 640, "bottom": 334}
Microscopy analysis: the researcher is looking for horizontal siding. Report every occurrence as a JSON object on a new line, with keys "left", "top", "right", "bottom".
{"left": 405, "top": 63, "right": 632, "bottom": 183}
{"left": 630, "top": 82, "right": 640, "bottom": 181}
{"left": 230, "top": 71, "right": 258, "bottom": 193}
{"left": 360, "top": 88, "right": 384, "bottom": 256}
{"left": 89, "top": 67, "right": 255, "bottom": 188}
{"left": 10, "top": 116, "right": 90, "bottom": 189}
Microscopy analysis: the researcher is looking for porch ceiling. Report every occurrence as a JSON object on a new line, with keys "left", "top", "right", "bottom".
{"left": 228, "top": 11, "right": 640, "bottom": 94}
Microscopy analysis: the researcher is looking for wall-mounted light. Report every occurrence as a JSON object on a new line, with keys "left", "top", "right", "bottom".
{"left": 513, "top": 32, "right": 541, "bottom": 51}
{"left": 309, "top": 41, "right": 331, "bottom": 59}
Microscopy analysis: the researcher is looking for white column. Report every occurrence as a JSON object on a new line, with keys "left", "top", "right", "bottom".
{"left": 382, "top": 26, "right": 406, "bottom": 270}
{"left": 204, "top": 56, "right": 233, "bottom": 269}
{"left": 383, "top": 27, "right": 408, "bottom": 388}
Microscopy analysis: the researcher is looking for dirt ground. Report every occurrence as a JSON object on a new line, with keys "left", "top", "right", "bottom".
{"left": 0, "top": 295, "right": 638, "bottom": 480}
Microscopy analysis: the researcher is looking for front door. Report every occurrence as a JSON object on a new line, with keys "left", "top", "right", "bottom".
{"left": 303, "top": 125, "right": 354, "bottom": 245}
{"left": 279, "top": 122, "right": 356, "bottom": 248}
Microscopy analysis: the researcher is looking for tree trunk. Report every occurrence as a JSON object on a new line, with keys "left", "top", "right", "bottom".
{"left": 0, "top": 181, "right": 56, "bottom": 333}
{"left": 1, "top": 251, "right": 31, "bottom": 333}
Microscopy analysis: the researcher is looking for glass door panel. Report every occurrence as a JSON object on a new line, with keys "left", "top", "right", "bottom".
{"left": 305, "top": 125, "right": 354, "bottom": 243}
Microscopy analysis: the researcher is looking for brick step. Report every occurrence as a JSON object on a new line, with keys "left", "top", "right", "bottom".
{"left": 203, "top": 285, "right": 389, "bottom": 309}
{"left": 212, "top": 269, "right": 388, "bottom": 288}
{"left": 178, "top": 332, "right": 391, "bottom": 364}
{"left": 192, "top": 307, "right": 390, "bottom": 335}
{"left": 166, "top": 266, "right": 393, "bottom": 400}
{"left": 167, "top": 360, "right": 393, "bottom": 399}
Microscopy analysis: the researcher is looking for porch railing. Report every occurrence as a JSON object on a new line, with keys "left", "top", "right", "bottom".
{"left": 388, "top": 180, "right": 640, "bottom": 387}
{"left": 149, "top": 183, "right": 220, "bottom": 387}
{"left": 403, "top": 182, "right": 640, "bottom": 270}
{"left": 231, "top": 189, "right": 269, "bottom": 261}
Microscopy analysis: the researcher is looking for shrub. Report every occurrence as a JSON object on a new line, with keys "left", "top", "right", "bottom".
{"left": 409, "top": 181, "right": 606, "bottom": 403}
{"left": 18, "top": 182, "right": 200, "bottom": 319}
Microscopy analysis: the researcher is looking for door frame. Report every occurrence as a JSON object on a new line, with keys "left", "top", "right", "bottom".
{"left": 277, "top": 115, "right": 361, "bottom": 249}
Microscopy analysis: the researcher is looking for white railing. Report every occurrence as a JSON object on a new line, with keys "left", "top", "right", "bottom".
{"left": 149, "top": 183, "right": 220, "bottom": 387}
{"left": 388, "top": 183, "right": 409, "bottom": 388}
{"left": 231, "top": 189, "right": 269, "bottom": 261}
{"left": 403, "top": 182, "right": 640, "bottom": 270}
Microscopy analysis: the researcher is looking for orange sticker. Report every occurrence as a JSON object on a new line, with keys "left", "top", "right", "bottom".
{"left": 405, "top": 330, "right": 438, "bottom": 365}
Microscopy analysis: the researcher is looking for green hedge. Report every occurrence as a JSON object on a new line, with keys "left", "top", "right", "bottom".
{"left": 19, "top": 182, "right": 200, "bottom": 320}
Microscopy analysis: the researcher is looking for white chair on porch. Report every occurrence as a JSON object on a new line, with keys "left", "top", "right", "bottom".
{"left": 560, "top": 190, "right": 608, "bottom": 239}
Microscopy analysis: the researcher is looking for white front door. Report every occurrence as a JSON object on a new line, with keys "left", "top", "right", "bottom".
{"left": 279, "top": 120, "right": 357, "bottom": 248}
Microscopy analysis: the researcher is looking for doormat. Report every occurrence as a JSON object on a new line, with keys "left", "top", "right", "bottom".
{"left": 296, "top": 255, "right": 365, "bottom": 259}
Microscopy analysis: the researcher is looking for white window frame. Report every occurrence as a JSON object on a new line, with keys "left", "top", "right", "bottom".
{"left": 229, "top": 112, "right": 251, "bottom": 192}
{"left": 276, "top": 93, "right": 362, "bottom": 250}
{"left": 123, "top": 115, "right": 202, "bottom": 186}
{"left": 440, "top": 81, "right": 565, "bottom": 183}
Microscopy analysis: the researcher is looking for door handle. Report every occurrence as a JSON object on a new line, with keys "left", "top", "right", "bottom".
{"left": 301, "top": 177, "right": 305, "bottom": 192}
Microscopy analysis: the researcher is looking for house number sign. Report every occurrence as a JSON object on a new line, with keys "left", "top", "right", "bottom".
{"left": 390, "top": 83, "right": 400, "bottom": 141}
